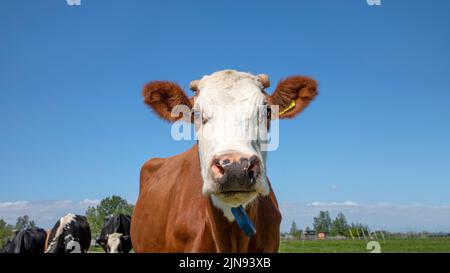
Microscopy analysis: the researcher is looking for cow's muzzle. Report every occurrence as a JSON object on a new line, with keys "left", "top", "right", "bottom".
{"left": 210, "top": 152, "right": 261, "bottom": 194}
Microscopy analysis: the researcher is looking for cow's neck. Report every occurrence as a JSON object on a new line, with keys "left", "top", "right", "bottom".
{"left": 191, "top": 146, "right": 252, "bottom": 251}
{"left": 187, "top": 144, "right": 256, "bottom": 252}
{"left": 207, "top": 200, "right": 256, "bottom": 252}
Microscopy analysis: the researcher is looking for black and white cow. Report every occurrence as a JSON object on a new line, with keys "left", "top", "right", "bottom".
{"left": 46, "top": 213, "right": 91, "bottom": 253}
{"left": 97, "top": 214, "right": 132, "bottom": 253}
{"left": 1, "top": 228, "right": 47, "bottom": 253}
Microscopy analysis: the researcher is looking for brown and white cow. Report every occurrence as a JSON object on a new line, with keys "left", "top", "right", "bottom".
{"left": 131, "top": 70, "right": 317, "bottom": 252}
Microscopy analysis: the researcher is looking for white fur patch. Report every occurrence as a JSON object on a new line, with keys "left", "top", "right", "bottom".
{"left": 211, "top": 194, "right": 257, "bottom": 222}
{"left": 107, "top": 232, "right": 122, "bottom": 253}
{"left": 211, "top": 195, "right": 234, "bottom": 221}
{"left": 193, "top": 70, "right": 270, "bottom": 215}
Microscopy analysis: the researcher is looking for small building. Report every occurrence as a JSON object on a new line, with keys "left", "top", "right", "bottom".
{"left": 303, "top": 227, "right": 316, "bottom": 240}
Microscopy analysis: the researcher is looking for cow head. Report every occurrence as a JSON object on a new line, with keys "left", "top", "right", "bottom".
{"left": 97, "top": 233, "right": 130, "bottom": 253}
{"left": 143, "top": 70, "right": 317, "bottom": 220}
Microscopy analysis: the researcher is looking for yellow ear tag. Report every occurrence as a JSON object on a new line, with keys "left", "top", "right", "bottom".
{"left": 279, "top": 100, "right": 296, "bottom": 116}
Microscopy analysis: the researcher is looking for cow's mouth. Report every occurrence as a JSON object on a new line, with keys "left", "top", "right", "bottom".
{"left": 214, "top": 189, "right": 258, "bottom": 207}
{"left": 220, "top": 190, "right": 256, "bottom": 197}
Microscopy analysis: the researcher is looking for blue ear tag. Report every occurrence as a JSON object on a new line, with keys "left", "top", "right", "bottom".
{"left": 231, "top": 205, "right": 256, "bottom": 237}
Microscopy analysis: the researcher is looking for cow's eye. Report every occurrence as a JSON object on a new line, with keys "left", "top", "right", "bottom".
{"left": 193, "top": 110, "right": 201, "bottom": 120}
{"left": 202, "top": 115, "right": 208, "bottom": 125}
{"left": 193, "top": 109, "right": 208, "bottom": 125}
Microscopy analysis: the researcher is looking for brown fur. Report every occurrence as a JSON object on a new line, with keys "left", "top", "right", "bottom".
{"left": 142, "top": 81, "right": 193, "bottom": 122}
{"left": 131, "top": 145, "right": 281, "bottom": 252}
{"left": 269, "top": 76, "right": 318, "bottom": 118}
{"left": 44, "top": 229, "right": 50, "bottom": 251}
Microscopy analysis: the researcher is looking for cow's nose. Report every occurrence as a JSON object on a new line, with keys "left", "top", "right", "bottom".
{"left": 211, "top": 152, "right": 261, "bottom": 188}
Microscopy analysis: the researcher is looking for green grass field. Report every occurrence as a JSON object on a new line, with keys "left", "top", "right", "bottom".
{"left": 88, "top": 238, "right": 450, "bottom": 253}
{"left": 279, "top": 238, "right": 450, "bottom": 253}
{"left": 88, "top": 246, "right": 136, "bottom": 253}
{"left": 88, "top": 246, "right": 104, "bottom": 253}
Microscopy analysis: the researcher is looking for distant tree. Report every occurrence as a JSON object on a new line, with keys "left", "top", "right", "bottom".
{"left": 85, "top": 195, "right": 134, "bottom": 239}
{"left": 313, "top": 211, "right": 332, "bottom": 233}
{"left": 0, "top": 219, "right": 14, "bottom": 247}
{"left": 345, "top": 222, "right": 370, "bottom": 239}
{"left": 331, "top": 212, "right": 349, "bottom": 236}
{"left": 290, "top": 221, "right": 301, "bottom": 238}
{"left": 15, "top": 215, "right": 36, "bottom": 230}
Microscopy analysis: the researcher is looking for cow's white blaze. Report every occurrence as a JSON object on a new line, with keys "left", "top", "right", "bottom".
{"left": 193, "top": 70, "right": 270, "bottom": 221}
{"left": 45, "top": 213, "right": 76, "bottom": 253}
{"left": 107, "top": 232, "right": 122, "bottom": 253}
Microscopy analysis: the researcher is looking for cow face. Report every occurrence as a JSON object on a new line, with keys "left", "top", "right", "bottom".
{"left": 191, "top": 71, "right": 270, "bottom": 208}
{"left": 98, "top": 233, "right": 130, "bottom": 253}
{"left": 107, "top": 233, "right": 122, "bottom": 253}
{"left": 143, "top": 70, "right": 317, "bottom": 220}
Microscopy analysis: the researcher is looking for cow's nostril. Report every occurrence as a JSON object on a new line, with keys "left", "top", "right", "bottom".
{"left": 248, "top": 170, "right": 255, "bottom": 180}
{"left": 216, "top": 163, "right": 224, "bottom": 175}
{"left": 247, "top": 163, "right": 258, "bottom": 181}
{"left": 248, "top": 163, "right": 254, "bottom": 174}
{"left": 247, "top": 156, "right": 260, "bottom": 183}
{"left": 212, "top": 161, "right": 225, "bottom": 176}
{"left": 249, "top": 155, "right": 259, "bottom": 166}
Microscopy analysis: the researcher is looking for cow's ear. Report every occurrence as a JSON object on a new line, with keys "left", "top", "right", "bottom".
{"left": 269, "top": 76, "right": 318, "bottom": 119}
{"left": 121, "top": 235, "right": 130, "bottom": 241}
{"left": 143, "top": 81, "right": 193, "bottom": 122}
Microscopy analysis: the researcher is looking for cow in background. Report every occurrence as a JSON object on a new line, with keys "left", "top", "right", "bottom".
{"left": 96, "top": 214, "right": 132, "bottom": 253}
{"left": 1, "top": 228, "right": 47, "bottom": 253}
{"left": 46, "top": 213, "right": 91, "bottom": 253}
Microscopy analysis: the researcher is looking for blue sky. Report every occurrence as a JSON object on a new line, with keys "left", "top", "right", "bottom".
{"left": 1, "top": 0, "right": 449, "bottom": 230}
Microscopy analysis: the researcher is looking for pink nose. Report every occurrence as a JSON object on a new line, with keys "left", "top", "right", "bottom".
{"left": 210, "top": 152, "right": 261, "bottom": 187}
